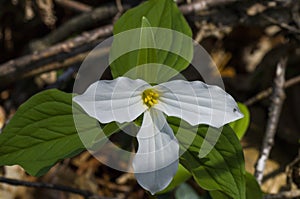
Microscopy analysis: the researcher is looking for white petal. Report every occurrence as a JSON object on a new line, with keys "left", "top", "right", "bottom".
{"left": 133, "top": 109, "right": 179, "bottom": 194}
{"left": 153, "top": 80, "right": 243, "bottom": 128}
{"left": 73, "top": 77, "right": 150, "bottom": 123}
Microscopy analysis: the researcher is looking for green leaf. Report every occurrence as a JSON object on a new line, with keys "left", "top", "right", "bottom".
{"left": 0, "top": 89, "right": 101, "bottom": 176}
{"left": 109, "top": 0, "right": 193, "bottom": 79}
{"left": 112, "top": 0, "right": 192, "bottom": 37}
{"left": 158, "top": 163, "right": 192, "bottom": 194}
{"left": 137, "top": 17, "right": 158, "bottom": 66}
{"left": 209, "top": 172, "right": 263, "bottom": 199}
{"left": 209, "top": 190, "right": 231, "bottom": 199}
{"left": 134, "top": 17, "right": 161, "bottom": 82}
{"left": 229, "top": 102, "right": 250, "bottom": 140}
{"left": 175, "top": 183, "right": 201, "bottom": 199}
{"left": 245, "top": 172, "right": 263, "bottom": 199}
{"left": 168, "top": 118, "right": 246, "bottom": 199}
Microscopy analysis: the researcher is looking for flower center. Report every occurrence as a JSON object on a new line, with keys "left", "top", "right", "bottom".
{"left": 142, "top": 89, "right": 159, "bottom": 108}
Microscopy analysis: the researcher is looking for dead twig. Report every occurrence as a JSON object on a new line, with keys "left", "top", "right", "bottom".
{"left": 262, "top": 14, "right": 300, "bottom": 34}
{"left": 112, "top": 0, "right": 126, "bottom": 24}
{"left": 0, "top": 176, "right": 114, "bottom": 199}
{"left": 0, "top": 25, "right": 112, "bottom": 89}
{"left": 179, "top": 0, "right": 238, "bottom": 14}
{"left": 254, "top": 57, "right": 287, "bottom": 184}
{"left": 28, "top": 3, "right": 119, "bottom": 51}
{"left": 54, "top": 0, "right": 92, "bottom": 13}
{"left": 115, "top": 0, "right": 123, "bottom": 12}
{"left": 244, "top": 74, "right": 300, "bottom": 106}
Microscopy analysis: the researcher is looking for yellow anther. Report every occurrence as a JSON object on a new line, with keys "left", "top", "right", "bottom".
{"left": 148, "top": 101, "right": 154, "bottom": 106}
{"left": 152, "top": 99, "right": 158, "bottom": 104}
{"left": 153, "top": 93, "right": 159, "bottom": 98}
{"left": 142, "top": 89, "right": 160, "bottom": 108}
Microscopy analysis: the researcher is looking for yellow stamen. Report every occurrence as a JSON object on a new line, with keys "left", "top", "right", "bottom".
{"left": 153, "top": 93, "right": 159, "bottom": 98}
{"left": 148, "top": 101, "right": 154, "bottom": 106}
{"left": 142, "top": 89, "right": 160, "bottom": 108}
{"left": 152, "top": 99, "right": 158, "bottom": 104}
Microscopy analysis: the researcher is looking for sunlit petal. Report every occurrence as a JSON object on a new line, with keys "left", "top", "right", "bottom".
{"left": 133, "top": 109, "right": 179, "bottom": 194}
{"left": 73, "top": 77, "right": 150, "bottom": 123}
{"left": 153, "top": 80, "right": 243, "bottom": 128}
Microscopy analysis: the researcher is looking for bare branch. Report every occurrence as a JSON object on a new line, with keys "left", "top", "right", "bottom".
{"left": 28, "top": 3, "right": 119, "bottom": 51}
{"left": 0, "top": 25, "right": 112, "bottom": 89}
{"left": 54, "top": 0, "right": 92, "bottom": 13}
{"left": 0, "top": 176, "right": 115, "bottom": 199}
{"left": 254, "top": 57, "right": 287, "bottom": 184}
{"left": 179, "top": 0, "right": 238, "bottom": 14}
{"left": 244, "top": 74, "right": 300, "bottom": 106}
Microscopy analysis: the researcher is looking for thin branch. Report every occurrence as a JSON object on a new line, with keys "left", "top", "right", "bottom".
{"left": 115, "top": 0, "right": 123, "bottom": 12}
{"left": 54, "top": 0, "right": 92, "bottom": 13}
{"left": 285, "top": 74, "right": 300, "bottom": 88}
{"left": 254, "top": 57, "right": 287, "bottom": 184}
{"left": 244, "top": 87, "right": 272, "bottom": 106}
{"left": 0, "top": 25, "right": 112, "bottom": 89}
{"left": 28, "top": 3, "right": 120, "bottom": 51}
{"left": 262, "top": 14, "right": 300, "bottom": 34}
{"left": 0, "top": 176, "right": 114, "bottom": 199}
{"left": 179, "top": 0, "right": 238, "bottom": 14}
{"left": 244, "top": 74, "right": 300, "bottom": 106}
{"left": 112, "top": 0, "right": 126, "bottom": 24}
{"left": 264, "top": 190, "right": 300, "bottom": 199}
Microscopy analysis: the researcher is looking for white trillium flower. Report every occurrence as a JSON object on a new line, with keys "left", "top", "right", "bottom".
{"left": 73, "top": 76, "right": 243, "bottom": 194}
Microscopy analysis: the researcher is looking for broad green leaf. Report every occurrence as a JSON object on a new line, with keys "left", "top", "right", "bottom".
{"left": 209, "top": 172, "right": 262, "bottom": 199}
{"left": 229, "top": 102, "right": 250, "bottom": 140}
{"left": 0, "top": 89, "right": 114, "bottom": 176}
{"left": 109, "top": 0, "right": 193, "bottom": 79}
{"left": 158, "top": 164, "right": 192, "bottom": 194}
{"left": 168, "top": 118, "right": 246, "bottom": 199}
{"left": 137, "top": 17, "right": 158, "bottom": 66}
{"left": 175, "top": 183, "right": 201, "bottom": 199}
{"left": 134, "top": 17, "right": 160, "bottom": 82}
